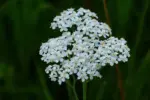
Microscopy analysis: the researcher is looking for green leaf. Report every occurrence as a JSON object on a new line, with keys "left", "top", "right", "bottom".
{"left": 34, "top": 59, "right": 54, "bottom": 100}
{"left": 4, "top": 0, "right": 57, "bottom": 80}
{"left": 125, "top": 50, "right": 150, "bottom": 100}
{"left": 116, "top": 0, "right": 133, "bottom": 25}
{"left": 0, "top": 63, "right": 7, "bottom": 78}
{"left": 115, "top": 0, "right": 133, "bottom": 37}
{"left": 95, "top": 81, "right": 106, "bottom": 100}
{"left": 128, "top": 0, "right": 149, "bottom": 76}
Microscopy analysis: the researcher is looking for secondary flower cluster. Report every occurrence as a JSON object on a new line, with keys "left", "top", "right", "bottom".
{"left": 39, "top": 8, "right": 130, "bottom": 84}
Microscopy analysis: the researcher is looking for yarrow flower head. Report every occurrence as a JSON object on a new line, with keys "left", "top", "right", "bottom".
{"left": 39, "top": 8, "right": 130, "bottom": 85}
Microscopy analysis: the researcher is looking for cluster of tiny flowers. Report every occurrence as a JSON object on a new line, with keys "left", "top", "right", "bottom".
{"left": 39, "top": 8, "right": 130, "bottom": 85}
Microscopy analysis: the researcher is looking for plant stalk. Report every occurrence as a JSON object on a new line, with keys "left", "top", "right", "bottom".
{"left": 72, "top": 76, "right": 79, "bottom": 100}
{"left": 103, "top": 0, "right": 111, "bottom": 26}
{"left": 83, "top": 82, "right": 87, "bottom": 100}
{"left": 66, "top": 76, "right": 79, "bottom": 100}
{"left": 116, "top": 64, "right": 125, "bottom": 100}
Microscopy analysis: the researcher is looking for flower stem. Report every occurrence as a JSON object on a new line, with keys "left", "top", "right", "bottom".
{"left": 116, "top": 64, "right": 125, "bottom": 100}
{"left": 66, "top": 80, "right": 73, "bottom": 100}
{"left": 66, "top": 76, "right": 79, "bottom": 100}
{"left": 83, "top": 82, "right": 87, "bottom": 100}
{"left": 102, "top": 0, "right": 111, "bottom": 26}
{"left": 72, "top": 76, "right": 79, "bottom": 100}
{"left": 72, "top": 86, "right": 79, "bottom": 100}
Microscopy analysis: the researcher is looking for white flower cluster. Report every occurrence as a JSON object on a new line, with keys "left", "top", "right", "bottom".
{"left": 39, "top": 8, "right": 130, "bottom": 85}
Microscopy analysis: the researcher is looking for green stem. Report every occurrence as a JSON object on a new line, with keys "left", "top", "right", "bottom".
{"left": 83, "top": 82, "right": 87, "bottom": 100}
{"left": 73, "top": 86, "right": 79, "bottom": 100}
{"left": 66, "top": 80, "right": 73, "bottom": 100}
{"left": 66, "top": 76, "right": 79, "bottom": 100}
{"left": 72, "top": 76, "right": 79, "bottom": 100}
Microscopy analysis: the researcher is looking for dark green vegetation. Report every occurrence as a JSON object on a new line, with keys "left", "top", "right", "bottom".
{"left": 0, "top": 0, "right": 150, "bottom": 100}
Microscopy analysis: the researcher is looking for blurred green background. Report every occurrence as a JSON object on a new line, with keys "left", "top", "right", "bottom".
{"left": 0, "top": 0, "right": 150, "bottom": 100}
